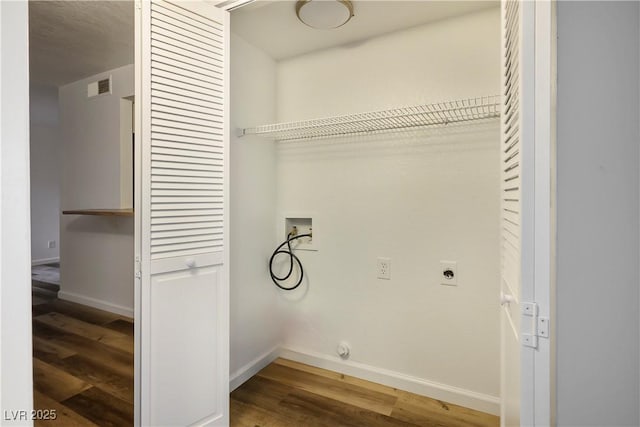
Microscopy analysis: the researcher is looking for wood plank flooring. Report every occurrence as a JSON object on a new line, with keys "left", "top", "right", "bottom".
{"left": 32, "top": 286, "right": 134, "bottom": 426}
{"left": 231, "top": 358, "right": 499, "bottom": 427}
{"left": 32, "top": 265, "right": 497, "bottom": 427}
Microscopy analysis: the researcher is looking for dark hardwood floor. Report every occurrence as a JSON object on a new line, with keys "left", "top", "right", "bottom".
{"left": 231, "top": 358, "right": 499, "bottom": 427}
{"left": 31, "top": 267, "right": 497, "bottom": 427}
{"left": 32, "top": 275, "right": 134, "bottom": 427}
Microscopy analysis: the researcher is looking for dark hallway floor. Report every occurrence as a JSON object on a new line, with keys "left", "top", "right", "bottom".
{"left": 31, "top": 266, "right": 134, "bottom": 426}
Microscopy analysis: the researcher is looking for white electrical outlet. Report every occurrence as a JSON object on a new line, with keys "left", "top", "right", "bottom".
{"left": 440, "top": 261, "right": 457, "bottom": 286}
{"left": 47, "top": 240, "right": 56, "bottom": 249}
{"left": 377, "top": 257, "right": 391, "bottom": 280}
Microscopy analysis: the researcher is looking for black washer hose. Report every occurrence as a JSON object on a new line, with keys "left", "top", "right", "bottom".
{"left": 269, "top": 233, "right": 312, "bottom": 291}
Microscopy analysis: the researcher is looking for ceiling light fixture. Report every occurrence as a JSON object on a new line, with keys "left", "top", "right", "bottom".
{"left": 295, "top": 0, "right": 354, "bottom": 30}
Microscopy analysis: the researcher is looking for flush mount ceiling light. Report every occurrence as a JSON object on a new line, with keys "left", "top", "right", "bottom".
{"left": 296, "top": 0, "right": 354, "bottom": 29}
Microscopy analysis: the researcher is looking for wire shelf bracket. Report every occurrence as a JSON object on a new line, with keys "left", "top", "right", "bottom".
{"left": 237, "top": 95, "right": 501, "bottom": 142}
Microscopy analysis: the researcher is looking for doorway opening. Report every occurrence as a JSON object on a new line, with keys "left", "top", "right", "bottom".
{"left": 28, "top": 1, "right": 135, "bottom": 424}
{"left": 227, "top": 1, "right": 503, "bottom": 426}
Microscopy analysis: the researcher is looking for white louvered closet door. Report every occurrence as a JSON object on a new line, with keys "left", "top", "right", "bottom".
{"left": 500, "top": 0, "right": 535, "bottom": 426}
{"left": 137, "top": 1, "right": 229, "bottom": 425}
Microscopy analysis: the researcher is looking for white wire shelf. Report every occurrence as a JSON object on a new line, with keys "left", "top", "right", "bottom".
{"left": 238, "top": 95, "right": 501, "bottom": 142}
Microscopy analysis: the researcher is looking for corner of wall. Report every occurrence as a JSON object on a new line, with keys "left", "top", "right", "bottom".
{"left": 229, "top": 32, "right": 281, "bottom": 375}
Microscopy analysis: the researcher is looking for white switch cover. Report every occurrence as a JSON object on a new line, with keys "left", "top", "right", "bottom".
{"left": 47, "top": 240, "right": 56, "bottom": 249}
{"left": 440, "top": 261, "right": 457, "bottom": 286}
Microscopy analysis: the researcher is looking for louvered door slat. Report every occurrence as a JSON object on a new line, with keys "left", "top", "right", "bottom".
{"left": 151, "top": 186, "right": 223, "bottom": 197}
{"left": 152, "top": 181, "right": 222, "bottom": 189}
{"left": 152, "top": 101, "right": 223, "bottom": 122}
{"left": 153, "top": 1, "right": 223, "bottom": 36}
{"left": 152, "top": 231, "right": 223, "bottom": 245}
{"left": 151, "top": 215, "right": 222, "bottom": 225}
{"left": 152, "top": 131, "right": 223, "bottom": 148}
{"left": 151, "top": 31, "right": 223, "bottom": 66}
{"left": 151, "top": 7, "right": 224, "bottom": 45}
{"left": 150, "top": 34, "right": 223, "bottom": 67}
{"left": 153, "top": 195, "right": 222, "bottom": 203}
{"left": 505, "top": 62, "right": 519, "bottom": 92}
{"left": 152, "top": 75, "right": 222, "bottom": 101}
{"left": 151, "top": 55, "right": 222, "bottom": 83}
{"left": 153, "top": 227, "right": 222, "bottom": 239}
{"left": 150, "top": 26, "right": 223, "bottom": 61}
{"left": 152, "top": 120, "right": 223, "bottom": 139}
{"left": 152, "top": 237, "right": 222, "bottom": 253}
{"left": 152, "top": 62, "right": 223, "bottom": 91}
{"left": 151, "top": 87, "right": 223, "bottom": 110}
{"left": 504, "top": 145, "right": 519, "bottom": 161}
{"left": 504, "top": 123, "right": 519, "bottom": 145}
{"left": 153, "top": 153, "right": 222, "bottom": 164}
{"left": 502, "top": 215, "right": 520, "bottom": 235}
{"left": 148, "top": 154, "right": 221, "bottom": 166}
{"left": 152, "top": 120, "right": 224, "bottom": 140}
{"left": 151, "top": 131, "right": 222, "bottom": 146}
{"left": 503, "top": 208, "right": 520, "bottom": 224}
{"left": 152, "top": 175, "right": 222, "bottom": 184}
{"left": 151, "top": 78, "right": 223, "bottom": 102}
{"left": 151, "top": 222, "right": 222, "bottom": 233}
{"left": 151, "top": 168, "right": 222, "bottom": 179}
{"left": 152, "top": 147, "right": 222, "bottom": 159}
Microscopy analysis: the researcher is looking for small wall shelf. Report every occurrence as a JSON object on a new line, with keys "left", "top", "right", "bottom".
{"left": 62, "top": 209, "right": 134, "bottom": 217}
{"left": 238, "top": 95, "right": 500, "bottom": 142}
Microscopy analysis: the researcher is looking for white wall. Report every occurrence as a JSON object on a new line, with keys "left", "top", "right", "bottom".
{"left": 59, "top": 64, "right": 134, "bottom": 316}
{"left": 0, "top": 0, "right": 34, "bottom": 423}
{"left": 229, "top": 34, "right": 282, "bottom": 386}
{"left": 275, "top": 8, "right": 501, "bottom": 412}
{"left": 30, "top": 84, "right": 61, "bottom": 264}
{"left": 556, "top": 2, "right": 640, "bottom": 426}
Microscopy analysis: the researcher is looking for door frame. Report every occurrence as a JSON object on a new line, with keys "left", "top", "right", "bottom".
{"left": 531, "top": 1, "right": 556, "bottom": 424}
{"left": 1, "top": 0, "right": 556, "bottom": 425}
{"left": 502, "top": 0, "right": 556, "bottom": 425}
{"left": 215, "top": 0, "right": 556, "bottom": 425}
{"left": 133, "top": 2, "right": 143, "bottom": 424}
{"left": 0, "top": 0, "right": 34, "bottom": 421}
{"left": 503, "top": 0, "right": 556, "bottom": 425}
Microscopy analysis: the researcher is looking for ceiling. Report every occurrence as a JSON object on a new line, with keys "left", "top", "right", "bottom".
{"left": 231, "top": 0, "right": 499, "bottom": 61}
{"left": 28, "top": 1, "right": 498, "bottom": 85}
{"left": 29, "top": 1, "right": 134, "bottom": 87}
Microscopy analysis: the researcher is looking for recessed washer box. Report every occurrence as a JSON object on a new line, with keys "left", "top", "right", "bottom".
{"left": 282, "top": 213, "right": 316, "bottom": 251}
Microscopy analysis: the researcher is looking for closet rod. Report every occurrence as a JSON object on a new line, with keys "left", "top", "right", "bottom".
{"left": 238, "top": 95, "right": 500, "bottom": 142}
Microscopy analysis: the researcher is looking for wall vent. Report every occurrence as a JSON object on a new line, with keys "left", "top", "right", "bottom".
{"left": 88, "top": 76, "right": 112, "bottom": 97}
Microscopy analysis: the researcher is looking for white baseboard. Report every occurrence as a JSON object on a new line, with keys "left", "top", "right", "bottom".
{"left": 58, "top": 291, "right": 134, "bottom": 318}
{"left": 32, "top": 257, "right": 60, "bottom": 266}
{"left": 279, "top": 346, "right": 500, "bottom": 416}
{"left": 230, "top": 345, "right": 281, "bottom": 391}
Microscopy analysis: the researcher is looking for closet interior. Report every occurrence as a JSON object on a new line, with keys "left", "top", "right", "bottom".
{"left": 228, "top": 0, "right": 503, "bottom": 423}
